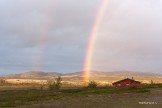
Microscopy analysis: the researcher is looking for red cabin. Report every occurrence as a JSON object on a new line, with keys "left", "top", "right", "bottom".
{"left": 112, "top": 78, "right": 141, "bottom": 87}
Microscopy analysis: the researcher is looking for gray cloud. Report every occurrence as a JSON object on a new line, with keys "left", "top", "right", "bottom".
{"left": 0, "top": 0, "right": 162, "bottom": 74}
{"left": 92, "top": 0, "right": 162, "bottom": 72}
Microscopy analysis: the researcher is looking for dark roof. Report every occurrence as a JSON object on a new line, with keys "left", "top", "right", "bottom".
{"left": 112, "top": 78, "right": 141, "bottom": 85}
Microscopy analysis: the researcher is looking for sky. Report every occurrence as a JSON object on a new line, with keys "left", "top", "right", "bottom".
{"left": 0, "top": 0, "right": 162, "bottom": 74}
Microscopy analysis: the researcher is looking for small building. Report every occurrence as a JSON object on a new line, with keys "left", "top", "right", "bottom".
{"left": 112, "top": 78, "right": 141, "bottom": 87}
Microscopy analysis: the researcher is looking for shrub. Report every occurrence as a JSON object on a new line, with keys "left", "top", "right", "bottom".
{"left": 128, "top": 84, "right": 146, "bottom": 89}
{"left": 48, "top": 76, "right": 62, "bottom": 91}
{"left": 0, "top": 79, "right": 7, "bottom": 86}
{"left": 150, "top": 80, "right": 154, "bottom": 84}
{"left": 40, "top": 85, "right": 44, "bottom": 90}
{"left": 87, "top": 81, "right": 97, "bottom": 89}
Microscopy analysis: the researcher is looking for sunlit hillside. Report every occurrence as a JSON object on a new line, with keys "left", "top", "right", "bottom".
{"left": 2, "top": 71, "right": 162, "bottom": 86}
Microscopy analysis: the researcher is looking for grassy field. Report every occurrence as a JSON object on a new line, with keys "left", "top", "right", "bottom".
{"left": 0, "top": 84, "right": 162, "bottom": 108}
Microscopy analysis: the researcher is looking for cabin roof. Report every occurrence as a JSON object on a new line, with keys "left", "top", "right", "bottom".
{"left": 112, "top": 78, "right": 141, "bottom": 85}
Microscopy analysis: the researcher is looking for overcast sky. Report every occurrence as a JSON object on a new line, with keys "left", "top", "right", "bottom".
{"left": 0, "top": 0, "right": 162, "bottom": 74}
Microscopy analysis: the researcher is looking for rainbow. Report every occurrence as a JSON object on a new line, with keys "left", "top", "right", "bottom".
{"left": 83, "top": 0, "right": 108, "bottom": 82}
{"left": 34, "top": 2, "right": 57, "bottom": 71}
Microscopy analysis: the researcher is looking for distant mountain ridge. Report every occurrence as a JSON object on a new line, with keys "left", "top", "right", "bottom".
{"left": 2, "top": 71, "right": 61, "bottom": 79}
{"left": 2, "top": 71, "right": 162, "bottom": 84}
{"left": 1, "top": 70, "right": 162, "bottom": 79}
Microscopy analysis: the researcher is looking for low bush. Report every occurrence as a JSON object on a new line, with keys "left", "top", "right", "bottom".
{"left": 0, "top": 79, "right": 8, "bottom": 86}
{"left": 48, "top": 76, "right": 62, "bottom": 91}
{"left": 87, "top": 81, "right": 98, "bottom": 89}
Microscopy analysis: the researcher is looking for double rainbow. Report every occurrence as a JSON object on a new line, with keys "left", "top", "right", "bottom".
{"left": 83, "top": 0, "right": 108, "bottom": 82}
{"left": 34, "top": 1, "right": 108, "bottom": 82}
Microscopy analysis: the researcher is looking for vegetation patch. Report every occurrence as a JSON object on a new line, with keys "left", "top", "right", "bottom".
{"left": 0, "top": 83, "right": 161, "bottom": 107}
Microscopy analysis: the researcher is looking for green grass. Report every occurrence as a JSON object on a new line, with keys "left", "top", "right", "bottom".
{"left": 0, "top": 85, "right": 155, "bottom": 107}
{"left": 0, "top": 89, "right": 62, "bottom": 107}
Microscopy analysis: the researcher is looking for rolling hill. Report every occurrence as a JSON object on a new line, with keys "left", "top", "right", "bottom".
{"left": 1, "top": 71, "right": 162, "bottom": 84}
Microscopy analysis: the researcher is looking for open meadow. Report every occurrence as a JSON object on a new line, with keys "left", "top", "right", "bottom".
{"left": 0, "top": 83, "right": 162, "bottom": 108}
{"left": 1, "top": 71, "right": 162, "bottom": 108}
